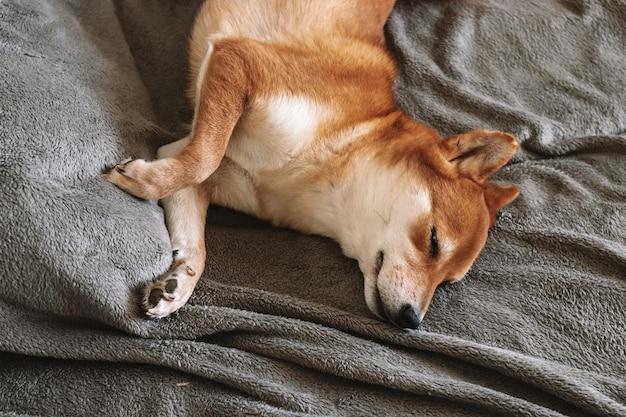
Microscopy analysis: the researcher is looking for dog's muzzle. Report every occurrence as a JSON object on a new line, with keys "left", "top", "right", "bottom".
{"left": 394, "top": 304, "right": 422, "bottom": 329}
{"left": 374, "top": 287, "right": 422, "bottom": 329}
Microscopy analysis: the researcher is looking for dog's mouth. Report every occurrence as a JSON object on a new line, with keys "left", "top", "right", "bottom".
{"left": 372, "top": 250, "right": 387, "bottom": 319}
{"left": 373, "top": 284, "right": 386, "bottom": 321}
{"left": 372, "top": 251, "right": 396, "bottom": 324}
{"left": 371, "top": 250, "right": 423, "bottom": 329}
{"left": 374, "top": 250, "right": 385, "bottom": 276}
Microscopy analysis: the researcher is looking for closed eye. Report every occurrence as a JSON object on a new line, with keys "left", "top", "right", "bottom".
{"left": 430, "top": 226, "right": 440, "bottom": 258}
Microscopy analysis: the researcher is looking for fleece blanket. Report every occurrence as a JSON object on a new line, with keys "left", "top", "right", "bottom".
{"left": 1, "top": 0, "right": 625, "bottom": 415}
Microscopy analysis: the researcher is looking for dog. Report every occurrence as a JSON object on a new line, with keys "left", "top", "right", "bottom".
{"left": 104, "top": 0, "right": 520, "bottom": 329}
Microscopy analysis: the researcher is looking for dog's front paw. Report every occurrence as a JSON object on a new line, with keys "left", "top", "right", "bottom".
{"left": 102, "top": 159, "right": 163, "bottom": 200}
{"left": 144, "top": 261, "right": 199, "bottom": 319}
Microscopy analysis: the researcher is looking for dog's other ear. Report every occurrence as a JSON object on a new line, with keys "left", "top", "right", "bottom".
{"left": 482, "top": 182, "right": 520, "bottom": 225}
{"left": 441, "top": 130, "right": 519, "bottom": 182}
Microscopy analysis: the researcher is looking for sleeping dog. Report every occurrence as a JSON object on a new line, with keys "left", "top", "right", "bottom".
{"left": 104, "top": 0, "right": 519, "bottom": 328}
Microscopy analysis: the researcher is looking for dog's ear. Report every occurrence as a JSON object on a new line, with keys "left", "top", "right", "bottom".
{"left": 441, "top": 130, "right": 519, "bottom": 182}
{"left": 442, "top": 129, "right": 520, "bottom": 225}
{"left": 482, "top": 182, "right": 520, "bottom": 225}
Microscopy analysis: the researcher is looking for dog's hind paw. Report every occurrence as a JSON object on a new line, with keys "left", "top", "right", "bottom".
{"left": 144, "top": 261, "right": 199, "bottom": 319}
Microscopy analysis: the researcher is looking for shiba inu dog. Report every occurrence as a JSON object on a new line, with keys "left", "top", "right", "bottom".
{"left": 104, "top": 0, "right": 519, "bottom": 328}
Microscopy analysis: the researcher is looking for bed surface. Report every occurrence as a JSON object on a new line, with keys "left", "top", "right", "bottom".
{"left": 1, "top": 0, "right": 625, "bottom": 416}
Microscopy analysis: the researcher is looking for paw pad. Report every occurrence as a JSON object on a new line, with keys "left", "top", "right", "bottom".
{"left": 165, "top": 279, "right": 178, "bottom": 292}
{"left": 148, "top": 288, "right": 164, "bottom": 305}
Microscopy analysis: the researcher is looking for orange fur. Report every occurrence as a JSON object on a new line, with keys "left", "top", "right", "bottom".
{"left": 104, "top": 0, "right": 519, "bottom": 328}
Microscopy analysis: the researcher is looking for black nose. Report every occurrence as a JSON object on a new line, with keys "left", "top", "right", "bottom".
{"left": 395, "top": 304, "right": 422, "bottom": 329}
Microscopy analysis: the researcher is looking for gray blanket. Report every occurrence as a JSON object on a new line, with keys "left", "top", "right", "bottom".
{"left": 1, "top": 0, "right": 625, "bottom": 416}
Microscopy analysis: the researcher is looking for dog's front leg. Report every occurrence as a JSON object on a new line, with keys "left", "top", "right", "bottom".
{"left": 104, "top": 39, "right": 249, "bottom": 200}
{"left": 144, "top": 182, "right": 210, "bottom": 318}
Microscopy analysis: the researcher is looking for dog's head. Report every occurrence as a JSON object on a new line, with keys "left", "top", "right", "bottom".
{"left": 341, "top": 116, "right": 519, "bottom": 328}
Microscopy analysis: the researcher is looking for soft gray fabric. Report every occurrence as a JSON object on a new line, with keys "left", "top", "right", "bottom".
{"left": 1, "top": 0, "right": 624, "bottom": 416}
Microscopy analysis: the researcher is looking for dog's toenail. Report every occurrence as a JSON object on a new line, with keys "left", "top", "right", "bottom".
{"left": 165, "top": 279, "right": 178, "bottom": 293}
{"left": 186, "top": 266, "right": 196, "bottom": 276}
{"left": 115, "top": 165, "right": 126, "bottom": 174}
{"left": 148, "top": 288, "right": 164, "bottom": 305}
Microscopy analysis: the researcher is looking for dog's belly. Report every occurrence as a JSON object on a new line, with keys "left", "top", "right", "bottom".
{"left": 225, "top": 95, "right": 325, "bottom": 173}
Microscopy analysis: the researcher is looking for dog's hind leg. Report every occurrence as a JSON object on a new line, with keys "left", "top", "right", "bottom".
{"left": 143, "top": 157, "right": 260, "bottom": 318}
{"left": 141, "top": 136, "right": 211, "bottom": 318}
{"left": 144, "top": 182, "right": 210, "bottom": 318}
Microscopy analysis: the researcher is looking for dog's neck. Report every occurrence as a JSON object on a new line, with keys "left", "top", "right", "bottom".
{"left": 258, "top": 161, "right": 373, "bottom": 259}
{"left": 256, "top": 112, "right": 418, "bottom": 263}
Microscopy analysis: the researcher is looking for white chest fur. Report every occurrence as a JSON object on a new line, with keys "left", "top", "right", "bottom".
{"left": 225, "top": 95, "right": 325, "bottom": 173}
